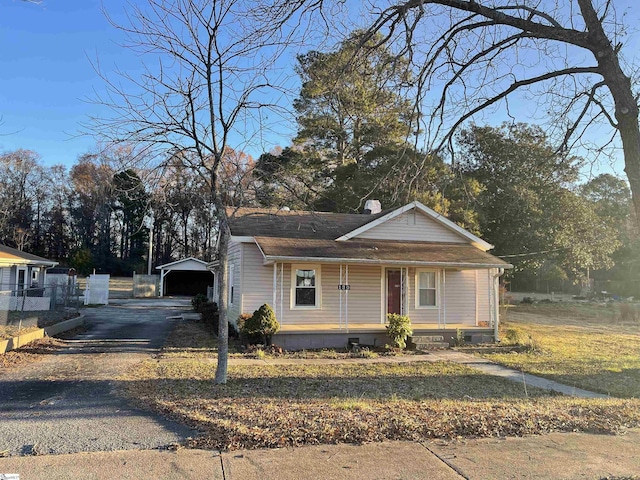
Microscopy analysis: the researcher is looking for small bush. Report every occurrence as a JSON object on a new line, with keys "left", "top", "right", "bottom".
{"left": 504, "top": 326, "right": 527, "bottom": 345}
{"left": 192, "top": 294, "right": 209, "bottom": 312}
{"left": 453, "top": 328, "right": 465, "bottom": 347}
{"left": 618, "top": 303, "right": 640, "bottom": 323}
{"left": 521, "top": 297, "right": 535, "bottom": 304}
{"left": 386, "top": 313, "right": 413, "bottom": 350}
{"left": 200, "top": 301, "right": 219, "bottom": 333}
{"left": 350, "top": 347, "right": 378, "bottom": 359}
{"left": 243, "top": 304, "right": 280, "bottom": 345}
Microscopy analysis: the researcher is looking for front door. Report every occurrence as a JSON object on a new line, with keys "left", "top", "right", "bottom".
{"left": 387, "top": 269, "right": 402, "bottom": 315}
{"left": 17, "top": 268, "right": 26, "bottom": 294}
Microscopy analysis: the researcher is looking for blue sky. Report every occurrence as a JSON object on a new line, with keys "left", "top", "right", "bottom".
{"left": 0, "top": 0, "right": 636, "bottom": 178}
{"left": 0, "top": 1, "right": 119, "bottom": 166}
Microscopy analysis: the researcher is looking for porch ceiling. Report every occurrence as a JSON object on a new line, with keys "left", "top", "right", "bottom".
{"left": 255, "top": 237, "right": 512, "bottom": 269}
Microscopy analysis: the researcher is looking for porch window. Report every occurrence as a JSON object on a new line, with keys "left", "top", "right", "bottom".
{"left": 417, "top": 270, "right": 437, "bottom": 307}
{"left": 292, "top": 265, "right": 321, "bottom": 309}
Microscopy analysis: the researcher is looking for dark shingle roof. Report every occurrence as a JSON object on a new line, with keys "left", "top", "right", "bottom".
{"left": 226, "top": 207, "right": 386, "bottom": 240}
{"left": 254, "top": 237, "right": 511, "bottom": 268}
{"left": 0, "top": 244, "right": 57, "bottom": 265}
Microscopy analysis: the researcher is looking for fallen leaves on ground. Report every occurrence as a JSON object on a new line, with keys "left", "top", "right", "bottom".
{"left": 0, "top": 337, "right": 67, "bottom": 369}
{"left": 119, "top": 359, "right": 640, "bottom": 451}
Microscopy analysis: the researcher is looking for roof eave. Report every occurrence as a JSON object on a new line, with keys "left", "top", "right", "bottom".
{"left": 262, "top": 255, "right": 512, "bottom": 269}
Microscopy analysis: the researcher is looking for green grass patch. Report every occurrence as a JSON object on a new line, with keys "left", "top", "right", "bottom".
{"left": 487, "top": 303, "right": 640, "bottom": 397}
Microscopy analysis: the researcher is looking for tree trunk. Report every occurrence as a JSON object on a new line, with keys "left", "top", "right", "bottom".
{"left": 578, "top": 0, "right": 640, "bottom": 222}
{"left": 214, "top": 199, "right": 230, "bottom": 384}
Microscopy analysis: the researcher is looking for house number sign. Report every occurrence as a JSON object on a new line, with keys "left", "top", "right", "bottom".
{"left": 338, "top": 284, "right": 351, "bottom": 290}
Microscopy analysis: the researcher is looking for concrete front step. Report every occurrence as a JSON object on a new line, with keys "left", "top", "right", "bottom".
{"left": 413, "top": 342, "right": 451, "bottom": 350}
{"left": 411, "top": 335, "right": 445, "bottom": 343}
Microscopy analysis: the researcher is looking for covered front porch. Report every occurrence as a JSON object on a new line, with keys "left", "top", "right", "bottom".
{"left": 274, "top": 322, "right": 495, "bottom": 350}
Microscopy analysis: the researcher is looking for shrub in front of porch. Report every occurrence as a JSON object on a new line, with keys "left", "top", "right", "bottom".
{"left": 242, "top": 304, "right": 280, "bottom": 345}
{"left": 386, "top": 313, "right": 413, "bottom": 350}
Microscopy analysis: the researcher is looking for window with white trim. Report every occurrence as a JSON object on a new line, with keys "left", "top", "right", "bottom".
{"left": 228, "top": 264, "right": 235, "bottom": 305}
{"left": 416, "top": 270, "right": 437, "bottom": 307}
{"left": 292, "top": 265, "right": 320, "bottom": 308}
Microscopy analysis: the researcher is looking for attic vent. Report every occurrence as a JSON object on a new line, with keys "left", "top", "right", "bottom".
{"left": 364, "top": 199, "right": 382, "bottom": 214}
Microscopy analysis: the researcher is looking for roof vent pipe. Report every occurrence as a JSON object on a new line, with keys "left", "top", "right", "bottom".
{"left": 364, "top": 200, "right": 382, "bottom": 215}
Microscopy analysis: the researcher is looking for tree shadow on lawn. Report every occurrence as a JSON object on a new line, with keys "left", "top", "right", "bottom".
{"left": 141, "top": 371, "right": 557, "bottom": 401}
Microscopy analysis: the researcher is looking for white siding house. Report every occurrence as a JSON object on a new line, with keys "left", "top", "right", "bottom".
{"left": 217, "top": 201, "right": 511, "bottom": 349}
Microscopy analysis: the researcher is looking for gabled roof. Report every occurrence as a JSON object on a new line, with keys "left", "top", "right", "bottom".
{"left": 336, "top": 201, "right": 493, "bottom": 251}
{"left": 254, "top": 237, "right": 511, "bottom": 269}
{"left": 226, "top": 206, "right": 387, "bottom": 240}
{"left": 156, "top": 257, "right": 209, "bottom": 271}
{"left": 0, "top": 244, "right": 58, "bottom": 267}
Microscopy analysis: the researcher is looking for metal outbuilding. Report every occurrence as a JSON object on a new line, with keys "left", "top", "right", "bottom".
{"left": 156, "top": 257, "right": 214, "bottom": 297}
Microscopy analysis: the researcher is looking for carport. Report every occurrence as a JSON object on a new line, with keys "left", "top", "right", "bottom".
{"left": 156, "top": 257, "right": 214, "bottom": 297}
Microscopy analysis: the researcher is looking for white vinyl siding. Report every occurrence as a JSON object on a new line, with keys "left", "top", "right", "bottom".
{"left": 356, "top": 210, "right": 467, "bottom": 243}
{"left": 239, "top": 242, "right": 383, "bottom": 325}
{"left": 443, "top": 270, "right": 477, "bottom": 325}
{"left": 408, "top": 268, "right": 484, "bottom": 326}
{"left": 241, "top": 242, "right": 274, "bottom": 315}
{"left": 225, "top": 241, "right": 242, "bottom": 324}
{"left": 475, "top": 269, "right": 492, "bottom": 326}
{"left": 0, "top": 268, "right": 8, "bottom": 289}
{"left": 238, "top": 241, "right": 491, "bottom": 327}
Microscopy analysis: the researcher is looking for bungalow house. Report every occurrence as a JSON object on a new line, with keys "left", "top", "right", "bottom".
{"left": 219, "top": 201, "right": 511, "bottom": 350}
{"left": 0, "top": 244, "right": 58, "bottom": 311}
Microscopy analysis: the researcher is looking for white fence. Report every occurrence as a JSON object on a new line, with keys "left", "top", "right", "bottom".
{"left": 133, "top": 273, "right": 159, "bottom": 297}
{"left": 84, "top": 274, "right": 110, "bottom": 305}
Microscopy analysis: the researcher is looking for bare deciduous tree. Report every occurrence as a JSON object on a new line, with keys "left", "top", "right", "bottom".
{"left": 89, "top": 0, "right": 287, "bottom": 383}
{"left": 269, "top": 0, "right": 640, "bottom": 221}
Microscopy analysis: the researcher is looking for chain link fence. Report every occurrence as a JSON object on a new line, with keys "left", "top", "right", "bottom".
{"left": 0, "top": 283, "right": 82, "bottom": 327}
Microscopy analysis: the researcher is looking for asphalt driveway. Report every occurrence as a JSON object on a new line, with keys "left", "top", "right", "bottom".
{"left": 0, "top": 299, "right": 198, "bottom": 457}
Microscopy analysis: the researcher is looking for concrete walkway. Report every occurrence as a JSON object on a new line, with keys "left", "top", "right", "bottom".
{"left": 2, "top": 428, "right": 639, "bottom": 479}
{"left": 224, "top": 350, "right": 608, "bottom": 399}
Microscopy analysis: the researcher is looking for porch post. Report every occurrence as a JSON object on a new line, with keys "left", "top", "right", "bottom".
{"left": 280, "top": 262, "right": 284, "bottom": 324}
{"left": 487, "top": 269, "right": 493, "bottom": 329}
{"left": 442, "top": 269, "right": 447, "bottom": 329}
{"left": 437, "top": 269, "right": 442, "bottom": 328}
{"left": 272, "top": 263, "right": 277, "bottom": 309}
{"left": 345, "top": 264, "right": 349, "bottom": 333}
{"left": 339, "top": 264, "right": 343, "bottom": 328}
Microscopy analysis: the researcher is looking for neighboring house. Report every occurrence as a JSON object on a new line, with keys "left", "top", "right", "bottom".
{"left": 0, "top": 244, "right": 58, "bottom": 293}
{"left": 0, "top": 244, "right": 58, "bottom": 312}
{"left": 216, "top": 201, "right": 512, "bottom": 349}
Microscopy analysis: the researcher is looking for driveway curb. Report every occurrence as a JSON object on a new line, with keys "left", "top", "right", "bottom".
{"left": 0, "top": 314, "right": 84, "bottom": 354}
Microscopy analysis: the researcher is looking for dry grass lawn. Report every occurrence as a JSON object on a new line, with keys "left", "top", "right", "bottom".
{"left": 120, "top": 316, "right": 640, "bottom": 451}
{"left": 488, "top": 303, "right": 640, "bottom": 397}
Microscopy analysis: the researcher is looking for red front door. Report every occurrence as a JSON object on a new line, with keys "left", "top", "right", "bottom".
{"left": 387, "top": 269, "right": 402, "bottom": 315}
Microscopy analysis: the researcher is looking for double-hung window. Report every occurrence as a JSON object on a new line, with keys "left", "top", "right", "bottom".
{"left": 292, "top": 265, "right": 320, "bottom": 309}
{"left": 416, "top": 270, "right": 437, "bottom": 308}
